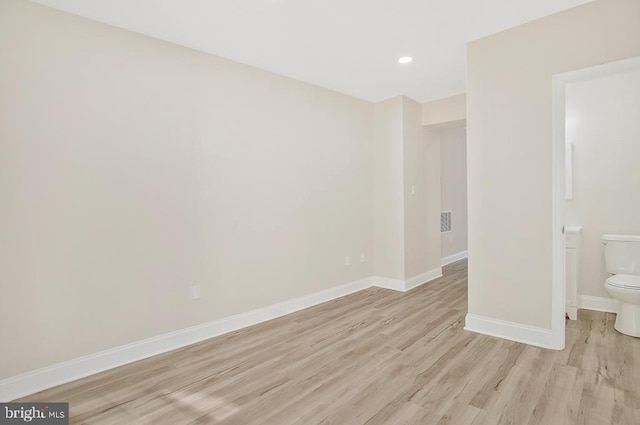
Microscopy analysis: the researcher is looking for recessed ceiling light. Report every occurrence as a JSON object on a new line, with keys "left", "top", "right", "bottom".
{"left": 398, "top": 56, "right": 413, "bottom": 64}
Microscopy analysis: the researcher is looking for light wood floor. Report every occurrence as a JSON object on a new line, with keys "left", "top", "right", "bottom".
{"left": 19, "top": 260, "right": 640, "bottom": 424}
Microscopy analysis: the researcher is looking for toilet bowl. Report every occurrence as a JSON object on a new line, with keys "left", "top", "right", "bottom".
{"left": 604, "top": 274, "right": 640, "bottom": 337}
{"left": 602, "top": 234, "right": 640, "bottom": 337}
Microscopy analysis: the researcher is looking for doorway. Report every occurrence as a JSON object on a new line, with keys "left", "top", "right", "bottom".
{"left": 552, "top": 55, "right": 640, "bottom": 347}
{"left": 424, "top": 119, "right": 469, "bottom": 269}
{"left": 439, "top": 122, "right": 468, "bottom": 267}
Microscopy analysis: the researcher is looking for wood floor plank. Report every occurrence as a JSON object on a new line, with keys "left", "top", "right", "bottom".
{"left": 525, "top": 364, "right": 583, "bottom": 425}
{"left": 17, "top": 259, "right": 640, "bottom": 425}
{"left": 435, "top": 403, "right": 482, "bottom": 425}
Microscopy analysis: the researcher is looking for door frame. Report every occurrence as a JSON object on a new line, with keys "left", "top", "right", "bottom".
{"left": 551, "top": 55, "right": 640, "bottom": 349}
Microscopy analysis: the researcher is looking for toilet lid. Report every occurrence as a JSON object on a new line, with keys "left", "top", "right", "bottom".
{"left": 607, "top": 274, "right": 640, "bottom": 290}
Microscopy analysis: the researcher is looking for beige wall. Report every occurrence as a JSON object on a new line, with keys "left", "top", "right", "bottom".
{"left": 422, "top": 94, "right": 466, "bottom": 126}
{"left": 403, "top": 97, "right": 437, "bottom": 278}
{"left": 0, "top": 0, "right": 374, "bottom": 379}
{"left": 424, "top": 128, "right": 443, "bottom": 273}
{"left": 373, "top": 96, "right": 439, "bottom": 280}
{"left": 467, "top": 0, "right": 640, "bottom": 328}
{"left": 373, "top": 97, "right": 405, "bottom": 279}
{"left": 565, "top": 68, "right": 640, "bottom": 298}
{"left": 440, "top": 126, "right": 468, "bottom": 259}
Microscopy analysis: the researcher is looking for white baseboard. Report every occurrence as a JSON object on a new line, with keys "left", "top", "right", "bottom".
{"left": 373, "top": 267, "right": 442, "bottom": 292}
{"left": 579, "top": 295, "right": 619, "bottom": 314}
{"left": 0, "top": 276, "right": 373, "bottom": 402}
{"left": 464, "top": 314, "right": 560, "bottom": 350}
{"left": 372, "top": 276, "right": 405, "bottom": 291}
{"left": 404, "top": 268, "right": 443, "bottom": 291}
{"left": 441, "top": 250, "right": 468, "bottom": 267}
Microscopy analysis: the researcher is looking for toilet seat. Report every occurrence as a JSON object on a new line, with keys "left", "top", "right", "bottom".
{"left": 606, "top": 274, "right": 640, "bottom": 290}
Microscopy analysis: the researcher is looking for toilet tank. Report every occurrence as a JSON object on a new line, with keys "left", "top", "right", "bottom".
{"left": 603, "top": 235, "right": 640, "bottom": 275}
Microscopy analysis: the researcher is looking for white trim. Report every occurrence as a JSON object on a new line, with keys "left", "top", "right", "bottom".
{"left": 371, "top": 276, "right": 405, "bottom": 291}
{"left": 0, "top": 276, "right": 373, "bottom": 402}
{"left": 579, "top": 295, "right": 619, "bottom": 314}
{"left": 373, "top": 267, "right": 443, "bottom": 292}
{"left": 464, "top": 314, "right": 559, "bottom": 350}
{"left": 404, "top": 267, "right": 443, "bottom": 291}
{"left": 551, "top": 71, "right": 568, "bottom": 350}
{"left": 441, "top": 250, "right": 468, "bottom": 266}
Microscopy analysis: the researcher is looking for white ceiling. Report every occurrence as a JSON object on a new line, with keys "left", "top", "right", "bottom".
{"left": 32, "top": 0, "right": 592, "bottom": 102}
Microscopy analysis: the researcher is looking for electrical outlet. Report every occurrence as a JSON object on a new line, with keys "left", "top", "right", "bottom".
{"left": 345, "top": 256, "right": 351, "bottom": 266}
{"left": 360, "top": 253, "right": 366, "bottom": 263}
{"left": 190, "top": 285, "right": 202, "bottom": 299}
{"left": 411, "top": 185, "right": 416, "bottom": 195}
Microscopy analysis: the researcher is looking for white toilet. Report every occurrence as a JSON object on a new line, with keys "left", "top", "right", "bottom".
{"left": 603, "top": 234, "right": 640, "bottom": 337}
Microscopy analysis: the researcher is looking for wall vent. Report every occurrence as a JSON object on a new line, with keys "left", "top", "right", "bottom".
{"left": 441, "top": 212, "right": 452, "bottom": 233}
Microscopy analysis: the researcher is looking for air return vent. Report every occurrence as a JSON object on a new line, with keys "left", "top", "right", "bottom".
{"left": 441, "top": 212, "right": 452, "bottom": 233}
